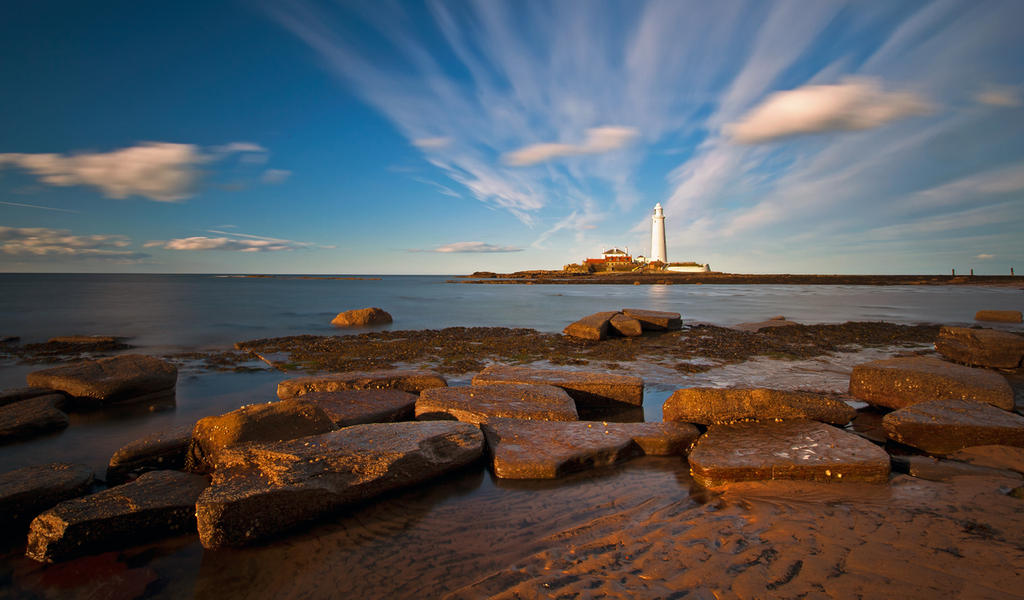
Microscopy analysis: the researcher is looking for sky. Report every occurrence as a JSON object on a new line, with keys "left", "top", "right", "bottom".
{"left": 1, "top": 0, "right": 1022, "bottom": 275}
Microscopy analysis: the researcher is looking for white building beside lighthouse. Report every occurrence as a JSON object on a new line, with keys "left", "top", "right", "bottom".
{"left": 650, "top": 203, "right": 667, "bottom": 263}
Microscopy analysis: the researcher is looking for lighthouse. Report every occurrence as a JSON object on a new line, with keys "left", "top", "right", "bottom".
{"left": 651, "top": 203, "right": 667, "bottom": 264}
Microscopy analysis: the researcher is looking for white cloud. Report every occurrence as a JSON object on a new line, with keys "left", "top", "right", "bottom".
{"left": 146, "top": 236, "right": 302, "bottom": 252}
{"left": 427, "top": 241, "right": 523, "bottom": 253}
{"left": 213, "top": 142, "right": 268, "bottom": 154}
{"left": 976, "top": 253, "right": 995, "bottom": 259}
{"left": 726, "top": 78, "right": 932, "bottom": 144}
{"left": 261, "top": 169, "right": 292, "bottom": 184}
{"left": 975, "top": 86, "right": 1021, "bottom": 108}
{"left": 411, "top": 137, "right": 452, "bottom": 150}
{"left": 502, "top": 126, "right": 639, "bottom": 166}
{"left": 0, "top": 226, "right": 145, "bottom": 260}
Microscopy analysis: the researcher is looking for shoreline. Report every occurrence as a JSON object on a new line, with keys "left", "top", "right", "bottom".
{"left": 452, "top": 271, "right": 1023, "bottom": 286}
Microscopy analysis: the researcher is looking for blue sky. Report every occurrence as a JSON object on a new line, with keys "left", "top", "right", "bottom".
{"left": 1, "top": 0, "right": 1022, "bottom": 274}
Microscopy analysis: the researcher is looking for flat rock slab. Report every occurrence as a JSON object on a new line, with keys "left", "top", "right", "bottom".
{"left": 0, "top": 387, "right": 64, "bottom": 407}
{"left": 302, "top": 390, "right": 417, "bottom": 427}
{"left": 0, "top": 463, "right": 94, "bottom": 534}
{"left": 480, "top": 419, "right": 699, "bottom": 479}
{"left": 882, "top": 399, "right": 1024, "bottom": 455}
{"left": 0, "top": 395, "right": 69, "bottom": 444}
{"left": 688, "top": 420, "right": 891, "bottom": 487}
{"left": 891, "top": 455, "right": 1023, "bottom": 482}
{"left": 849, "top": 356, "right": 1013, "bottom": 410}
{"left": 26, "top": 354, "right": 177, "bottom": 406}
{"left": 948, "top": 445, "right": 1024, "bottom": 474}
{"left": 26, "top": 470, "right": 209, "bottom": 563}
{"left": 975, "top": 310, "right": 1022, "bottom": 323}
{"left": 562, "top": 311, "right": 618, "bottom": 341}
{"left": 107, "top": 424, "right": 194, "bottom": 484}
{"left": 277, "top": 370, "right": 447, "bottom": 399}
{"left": 195, "top": 421, "right": 483, "bottom": 548}
{"left": 935, "top": 326, "right": 1024, "bottom": 369}
{"left": 609, "top": 313, "right": 643, "bottom": 337}
{"left": 622, "top": 308, "right": 682, "bottom": 330}
{"left": 663, "top": 388, "right": 855, "bottom": 426}
{"left": 331, "top": 307, "right": 392, "bottom": 327}
{"left": 472, "top": 365, "right": 644, "bottom": 407}
{"left": 416, "top": 384, "right": 578, "bottom": 425}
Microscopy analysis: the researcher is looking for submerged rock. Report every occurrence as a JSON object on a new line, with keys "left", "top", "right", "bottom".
{"left": 472, "top": 365, "right": 644, "bottom": 407}
{"left": 0, "top": 395, "right": 69, "bottom": 444}
{"left": 975, "top": 310, "right": 1022, "bottom": 324}
{"left": 934, "top": 326, "right": 1024, "bottom": 369}
{"left": 302, "top": 389, "right": 417, "bottom": 428}
{"left": 948, "top": 445, "right": 1024, "bottom": 474}
{"left": 0, "top": 463, "right": 94, "bottom": 535}
{"left": 277, "top": 370, "right": 447, "bottom": 399}
{"left": 562, "top": 311, "right": 618, "bottom": 341}
{"left": 849, "top": 356, "right": 1013, "bottom": 410}
{"left": 688, "top": 420, "right": 891, "bottom": 487}
{"left": 26, "top": 470, "right": 209, "bottom": 563}
{"left": 195, "top": 421, "right": 483, "bottom": 548}
{"left": 331, "top": 307, "right": 393, "bottom": 327}
{"left": 25, "top": 354, "right": 177, "bottom": 407}
{"left": 733, "top": 316, "right": 800, "bottom": 332}
{"left": 608, "top": 313, "right": 643, "bottom": 337}
{"left": 416, "top": 384, "right": 578, "bottom": 424}
{"left": 0, "top": 387, "right": 65, "bottom": 407}
{"left": 622, "top": 308, "right": 682, "bottom": 330}
{"left": 46, "top": 335, "right": 119, "bottom": 345}
{"left": 882, "top": 399, "right": 1024, "bottom": 455}
{"left": 107, "top": 424, "right": 194, "bottom": 484}
{"left": 890, "top": 455, "right": 1023, "bottom": 482}
{"left": 662, "top": 388, "right": 855, "bottom": 426}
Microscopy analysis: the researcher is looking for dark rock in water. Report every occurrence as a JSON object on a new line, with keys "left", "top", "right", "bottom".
{"left": 608, "top": 313, "right": 643, "bottom": 337}
{"left": 25, "top": 470, "right": 209, "bottom": 563}
{"left": 562, "top": 311, "right": 618, "bottom": 341}
{"left": 688, "top": 420, "right": 891, "bottom": 487}
{"left": 934, "top": 326, "right": 1024, "bottom": 369}
{"left": 949, "top": 445, "right": 1024, "bottom": 474}
{"left": 0, "top": 386, "right": 65, "bottom": 407}
{"left": 622, "top": 308, "right": 682, "bottom": 330}
{"left": 26, "top": 354, "right": 177, "bottom": 407}
{"left": 186, "top": 399, "right": 336, "bottom": 472}
{"left": 882, "top": 399, "right": 1024, "bottom": 455}
{"left": 849, "top": 356, "right": 1013, "bottom": 410}
{"left": 195, "top": 421, "right": 483, "bottom": 548}
{"left": 46, "top": 335, "right": 119, "bottom": 345}
{"left": 277, "top": 370, "right": 447, "bottom": 399}
{"left": 733, "top": 316, "right": 800, "bottom": 332}
{"left": 0, "top": 463, "right": 94, "bottom": 535}
{"left": 975, "top": 309, "right": 1022, "bottom": 324}
{"left": 330, "top": 307, "right": 393, "bottom": 327}
{"left": 480, "top": 419, "right": 698, "bottom": 479}
{"left": 472, "top": 365, "right": 644, "bottom": 407}
{"left": 0, "top": 395, "right": 69, "bottom": 444}
{"left": 662, "top": 388, "right": 855, "bottom": 426}
{"left": 415, "top": 384, "right": 578, "bottom": 424}
{"left": 890, "top": 455, "right": 1023, "bottom": 482}
{"left": 107, "top": 424, "right": 194, "bottom": 484}
{"left": 0, "top": 335, "right": 19, "bottom": 344}
{"left": 301, "top": 389, "right": 417, "bottom": 428}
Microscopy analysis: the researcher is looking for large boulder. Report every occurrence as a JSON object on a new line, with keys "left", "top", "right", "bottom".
{"left": 688, "top": 420, "right": 891, "bottom": 487}
{"left": 849, "top": 356, "right": 1013, "bottom": 410}
{"left": 195, "top": 421, "right": 483, "bottom": 548}
{"left": 975, "top": 310, "right": 1022, "bottom": 324}
{"left": 0, "top": 463, "right": 94, "bottom": 535}
{"left": 608, "top": 313, "right": 643, "bottom": 337}
{"left": 26, "top": 354, "right": 177, "bottom": 407}
{"left": 331, "top": 307, "right": 392, "bottom": 327}
{"left": 562, "top": 311, "right": 618, "bottom": 341}
{"left": 481, "top": 419, "right": 699, "bottom": 479}
{"left": 934, "top": 326, "right": 1024, "bottom": 369}
{"left": 0, "top": 387, "right": 64, "bottom": 407}
{"left": 186, "top": 399, "right": 336, "bottom": 472}
{"left": 472, "top": 365, "right": 644, "bottom": 407}
{"left": 662, "top": 388, "right": 855, "bottom": 426}
{"left": 107, "top": 424, "right": 194, "bottom": 484}
{"left": 26, "top": 470, "right": 209, "bottom": 563}
{"left": 622, "top": 308, "right": 682, "bottom": 330}
{"left": 882, "top": 399, "right": 1024, "bottom": 455}
{"left": 0, "top": 395, "right": 69, "bottom": 444}
{"left": 301, "top": 389, "right": 417, "bottom": 427}
{"left": 415, "top": 384, "right": 578, "bottom": 425}
{"left": 277, "top": 370, "right": 447, "bottom": 399}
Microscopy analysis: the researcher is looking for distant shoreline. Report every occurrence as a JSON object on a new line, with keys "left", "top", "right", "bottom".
{"left": 451, "top": 271, "right": 1023, "bottom": 286}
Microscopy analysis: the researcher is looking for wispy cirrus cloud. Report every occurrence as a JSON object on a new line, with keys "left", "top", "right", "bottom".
{"left": 413, "top": 241, "right": 523, "bottom": 253}
{"left": 145, "top": 228, "right": 328, "bottom": 252}
{"left": 503, "top": 126, "right": 639, "bottom": 166}
{"left": 975, "top": 86, "right": 1021, "bottom": 108}
{"left": 975, "top": 253, "right": 995, "bottom": 260}
{"left": 0, "top": 226, "right": 147, "bottom": 261}
{"left": 411, "top": 137, "right": 452, "bottom": 150}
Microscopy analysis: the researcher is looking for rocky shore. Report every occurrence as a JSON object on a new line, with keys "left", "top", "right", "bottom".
{"left": 454, "top": 270, "right": 1022, "bottom": 286}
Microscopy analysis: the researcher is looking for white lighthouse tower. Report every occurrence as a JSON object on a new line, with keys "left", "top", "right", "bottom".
{"left": 651, "top": 203, "right": 667, "bottom": 264}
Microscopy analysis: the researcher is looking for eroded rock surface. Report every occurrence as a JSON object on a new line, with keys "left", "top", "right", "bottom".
{"left": 331, "top": 307, "right": 392, "bottom": 327}
{"left": 472, "top": 365, "right": 643, "bottom": 407}
{"left": 849, "top": 356, "right": 1013, "bottom": 410}
{"left": 609, "top": 313, "right": 643, "bottom": 337}
{"left": 622, "top": 308, "right": 682, "bottom": 330}
{"left": 890, "top": 455, "right": 1023, "bottom": 482}
{"left": 882, "top": 399, "right": 1024, "bottom": 455}
{"left": 935, "top": 326, "right": 1024, "bottom": 369}
{"left": 562, "top": 311, "right": 618, "bottom": 341}
{"left": 302, "top": 389, "right": 417, "bottom": 427}
{"left": 0, "top": 463, "right": 94, "bottom": 534}
{"left": 107, "top": 424, "right": 193, "bottom": 484}
{"left": 196, "top": 421, "right": 483, "bottom": 548}
{"left": 688, "top": 420, "right": 891, "bottom": 487}
{"left": 416, "top": 384, "right": 578, "bottom": 424}
{"left": 975, "top": 309, "right": 1022, "bottom": 324}
{"left": 277, "top": 370, "right": 447, "bottom": 399}
{"left": 26, "top": 354, "right": 177, "bottom": 406}
{"left": 948, "top": 445, "right": 1024, "bottom": 474}
{"left": 0, "top": 395, "right": 69, "bottom": 444}
{"left": 663, "top": 388, "right": 855, "bottom": 426}
{"left": 733, "top": 316, "right": 800, "bottom": 332}
{"left": 0, "top": 387, "right": 64, "bottom": 407}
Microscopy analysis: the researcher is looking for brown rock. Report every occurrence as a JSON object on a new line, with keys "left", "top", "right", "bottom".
{"left": 622, "top": 308, "right": 682, "bottom": 330}
{"left": 608, "top": 313, "right": 643, "bottom": 337}
{"left": 627, "top": 422, "right": 702, "bottom": 455}
{"left": 733, "top": 317, "right": 800, "bottom": 332}
{"left": 277, "top": 370, "right": 447, "bottom": 399}
{"left": 890, "top": 455, "right": 1023, "bottom": 482}
{"left": 562, "top": 311, "right": 618, "bottom": 341}
{"left": 415, "top": 384, "right": 578, "bottom": 425}
{"left": 948, "top": 445, "right": 1024, "bottom": 474}
{"left": 688, "top": 421, "right": 891, "bottom": 487}
{"left": 47, "top": 335, "right": 118, "bottom": 345}
{"left": 26, "top": 470, "right": 209, "bottom": 563}
{"left": 934, "top": 326, "right": 1024, "bottom": 369}
{"left": 663, "top": 388, "right": 855, "bottom": 426}
{"left": 196, "top": 421, "right": 483, "bottom": 548}
{"left": 975, "top": 309, "right": 1022, "bottom": 323}
{"left": 26, "top": 354, "right": 177, "bottom": 406}
{"left": 0, "top": 395, "right": 69, "bottom": 444}
{"left": 331, "top": 307, "right": 392, "bottom": 327}
{"left": 302, "top": 389, "right": 417, "bottom": 427}
{"left": 472, "top": 365, "right": 643, "bottom": 407}
{"left": 849, "top": 356, "right": 1013, "bottom": 410}
{"left": 882, "top": 399, "right": 1024, "bottom": 455}
{"left": 107, "top": 424, "right": 194, "bottom": 484}
{"left": 0, "top": 387, "right": 65, "bottom": 407}
{"left": 0, "top": 463, "right": 94, "bottom": 535}
{"left": 186, "top": 399, "right": 336, "bottom": 472}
